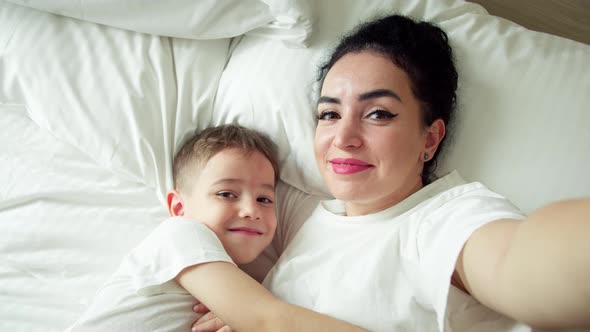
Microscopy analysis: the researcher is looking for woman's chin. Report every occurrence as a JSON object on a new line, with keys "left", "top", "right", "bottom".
{"left": 329, "top": 184, "right": 370, "bottom": 201}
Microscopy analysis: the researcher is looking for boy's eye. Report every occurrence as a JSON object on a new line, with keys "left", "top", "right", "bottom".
{"left": 367, "top": 109, "right": 397, "bottom": 120}
{"left": 316, "top": 110, "right": 340, "bottom": 121}
{"left": 217, "top": 192, "right": 237, "bottom": 199}
{"left": 257, "top": 197, "right": 274, "bottom": 204}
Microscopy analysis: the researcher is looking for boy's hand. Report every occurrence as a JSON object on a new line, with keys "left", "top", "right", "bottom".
{"left": 191, "top": 304, "right": 232, "bottom": 332}
{"left": 193, "top": 302, "right": 210, "bottom": 314}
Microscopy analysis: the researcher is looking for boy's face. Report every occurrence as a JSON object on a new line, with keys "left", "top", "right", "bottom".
{"left": 174, "top": 148, "right": 277, "bottom": 265}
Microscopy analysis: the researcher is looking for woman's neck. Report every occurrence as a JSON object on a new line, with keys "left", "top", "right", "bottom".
{"left": 344, "top": 178, "right": 423, "bottom": 216}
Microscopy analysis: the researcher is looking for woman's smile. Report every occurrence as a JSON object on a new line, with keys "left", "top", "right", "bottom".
{"left": 329, "top": 158, "right": 374, "bottom": 174}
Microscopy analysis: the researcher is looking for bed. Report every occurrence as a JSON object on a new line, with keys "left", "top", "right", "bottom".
{"left": 1, "top": 0, "right": 588, "bottom": 331}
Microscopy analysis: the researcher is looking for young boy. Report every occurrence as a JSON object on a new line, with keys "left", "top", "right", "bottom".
{"left": 67, "top": 124, "right": 280, "bottom": 332}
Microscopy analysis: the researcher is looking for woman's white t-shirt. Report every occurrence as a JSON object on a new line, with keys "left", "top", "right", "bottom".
{"left": 261, "top": 171, "right": 526, "bottom": 331}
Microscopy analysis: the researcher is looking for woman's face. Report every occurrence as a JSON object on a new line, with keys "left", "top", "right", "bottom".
{"left": 315, "top": 51, "right": 444, "bottom": 216}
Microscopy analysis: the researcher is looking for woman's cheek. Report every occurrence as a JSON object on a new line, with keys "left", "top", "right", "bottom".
{"left": 313, "top": 130, "right": 325, "bottom": 155}
{"left": 314, "top": 127, "right": 333, "bottom": 150}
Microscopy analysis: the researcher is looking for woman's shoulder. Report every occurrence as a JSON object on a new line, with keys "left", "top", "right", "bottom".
{"left": 414, "top": 171, "right": 526, "bottom": 263}
{"left": 421, "top": 171, "right": 521, "bottom": 214}
{"left": 411, "top": 171, "right": 526, "bottom": 247}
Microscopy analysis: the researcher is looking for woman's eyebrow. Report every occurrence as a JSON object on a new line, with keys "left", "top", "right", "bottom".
{"left": 318, "top": 96, "right": 340, "bottom": 104}
{"left": 359, "top": 89, "right": 402, "bottom": 102}
{"left": 318, "top": 89, "right": 402, "bottom": 105}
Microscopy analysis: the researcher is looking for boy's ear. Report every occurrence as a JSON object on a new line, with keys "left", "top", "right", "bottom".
{"left": 166, "top": 190, "right": 185, "bottom": 217}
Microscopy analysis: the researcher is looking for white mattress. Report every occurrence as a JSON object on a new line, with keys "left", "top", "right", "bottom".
{"left": 1, "top": 0, "right": 589, "bottom": 331}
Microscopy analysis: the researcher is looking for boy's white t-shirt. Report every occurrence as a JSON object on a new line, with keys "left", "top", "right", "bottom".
{"left": 67, "top": 217, "right": 233, "bottom": 332}
{"left": 263, "top": 171, "right": 527, "bottom": 331}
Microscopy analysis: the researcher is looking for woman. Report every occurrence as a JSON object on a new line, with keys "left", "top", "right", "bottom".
{"left": 180, "top": 14, "right": 590, "bottom": 332}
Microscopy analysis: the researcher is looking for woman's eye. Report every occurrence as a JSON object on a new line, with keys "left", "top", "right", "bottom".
{"left": 367, "top": 109, "right": 397, "bottom": 120}
{"left": 316, "top": 110, "right": 340, "bottom": 121}
{"left": 217, "top": 192, "right": 237, "bottom": 199}
{"left": 257, "top": 197, "right": 274, "bottom": 204}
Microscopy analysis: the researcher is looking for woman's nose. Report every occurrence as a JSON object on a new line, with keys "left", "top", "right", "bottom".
{"left": 333, "top": 117, "right": 362, "bottom": 149}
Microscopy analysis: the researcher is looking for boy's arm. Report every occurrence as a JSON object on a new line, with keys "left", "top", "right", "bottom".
{"left": 176, "top": 262, "right": 366, "bottom": 332}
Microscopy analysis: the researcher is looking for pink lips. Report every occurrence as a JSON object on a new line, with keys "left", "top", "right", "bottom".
{"left": 329, "top": 158, "right": 373, "bottom": 174}
{"left": 229, "top": 227, "right": 263, "bottom": 236}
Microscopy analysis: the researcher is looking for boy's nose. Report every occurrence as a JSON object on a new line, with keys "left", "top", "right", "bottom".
{"left": 239, "top": 200, "right": 261, "bottom": 220}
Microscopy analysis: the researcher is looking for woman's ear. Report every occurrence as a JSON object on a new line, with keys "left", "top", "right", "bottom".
{"left": 424, "top": 119, "right": 446, "bottom": 161}
{"left": 166, "top": 190, "right": 185, "bottom": 217}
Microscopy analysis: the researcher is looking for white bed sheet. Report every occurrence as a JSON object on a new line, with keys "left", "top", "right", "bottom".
{"left": 0, "top": 3, "right": 234, "bottom": 330}
{"left": 0, "top": 105, "right": 166, "bottom": 331}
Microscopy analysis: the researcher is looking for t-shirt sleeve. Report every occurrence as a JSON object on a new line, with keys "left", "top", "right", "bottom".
{"left": 239, "top": 180, "right": 322, "bottom": 282}
{"left": 124, "top": 217, "right": 234, "bottom": 293}
{"left": 416, "top": 183, "right": 526, "bottom": 330}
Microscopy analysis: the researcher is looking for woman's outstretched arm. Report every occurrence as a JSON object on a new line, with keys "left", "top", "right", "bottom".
{"left": 176, "top": 262, "right": 366, "bottom": 332}
{"left": 456, "top": 198, "right": 590, "bottom": 329}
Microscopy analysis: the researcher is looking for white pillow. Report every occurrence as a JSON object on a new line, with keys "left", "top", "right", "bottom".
{"left": 212, "top": 0, "right": 590, "bottom": 212}
{"left": 212, "top": 0, "right": 484, "bottom": 197}
{"left": 0, "top": 2, "right": 229, "bottom": 203}
{"left": 249, "top": 0, "right": 315, "bottom": 47}
{"left": 436, "top": 11, "right": 590, "bottom": 212}
{"left": 4, "top": 0, "right": 314, "bottom": 46}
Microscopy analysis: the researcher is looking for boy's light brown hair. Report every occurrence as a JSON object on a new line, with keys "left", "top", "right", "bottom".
{"left": 172, "top": 124, "right": 280, "bottom": 193}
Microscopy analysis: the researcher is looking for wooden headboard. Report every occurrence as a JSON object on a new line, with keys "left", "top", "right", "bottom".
{"left": 467, "top": 0, "right": 590, "bottom": 45}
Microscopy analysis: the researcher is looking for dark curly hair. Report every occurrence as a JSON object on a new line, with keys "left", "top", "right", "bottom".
{"left": 318, "top": 14, "right": 458, "bottom": 184}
